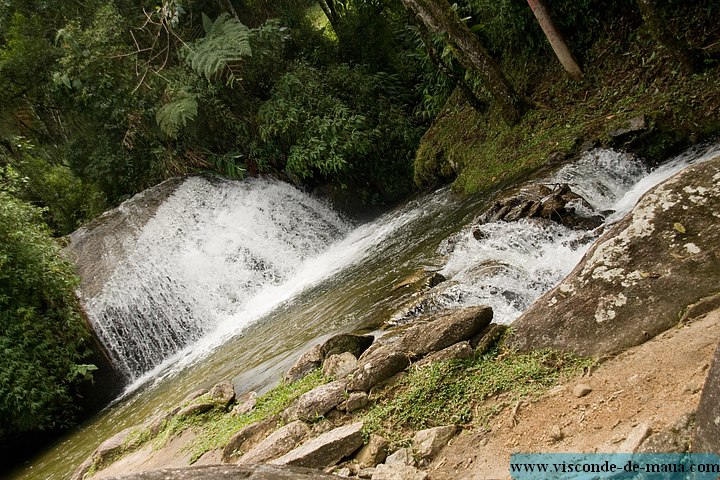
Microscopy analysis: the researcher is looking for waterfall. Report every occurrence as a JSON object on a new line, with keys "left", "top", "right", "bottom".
{"left": 77, "top": 177, "right": 350, "bottom": 381}
{"left": 73, "top": 142, "right": 720, "bottom": 387}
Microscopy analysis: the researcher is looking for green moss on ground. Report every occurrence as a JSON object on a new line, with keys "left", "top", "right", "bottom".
{"left": 362, "top": 344, "right": 593, "bottom": 447}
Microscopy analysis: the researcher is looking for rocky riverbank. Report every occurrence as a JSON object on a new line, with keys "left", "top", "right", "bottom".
{"left": 72, "top": 153, "right": 720, "bottom": 480}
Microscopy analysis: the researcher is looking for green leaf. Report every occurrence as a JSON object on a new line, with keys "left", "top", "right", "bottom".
{"left": 155, "top": 95, "right": 198, "bottom": 139}
{"left": 673, "top": 222, "right": 686, "bottom": 234}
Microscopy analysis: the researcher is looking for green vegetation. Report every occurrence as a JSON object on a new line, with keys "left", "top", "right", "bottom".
{"left": 134, "top": 370, "right": 328, "bottom": 464}
{"left": 362, "top": 346, "right": 593, "bottom": 446}
{"left": 0, "top": 185, "right": 94, "bottom": 441}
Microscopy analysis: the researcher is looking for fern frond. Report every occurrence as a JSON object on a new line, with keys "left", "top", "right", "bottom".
{"left": 181, "top": 13, "right": 252, "bottom": 85}
{"left": 155, "top": 95, "right": 198, "bottom": 139}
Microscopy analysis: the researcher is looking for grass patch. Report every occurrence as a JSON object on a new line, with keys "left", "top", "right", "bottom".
{"left": 362, "top": 347, "right": 593, "bottom": 446}
{"left": 147, "top": 369, "right": 329, "bottom": 463}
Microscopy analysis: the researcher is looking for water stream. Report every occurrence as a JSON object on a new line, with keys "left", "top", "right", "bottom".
{"left": 9, "top": 142, "right": 720, "bottom": 480}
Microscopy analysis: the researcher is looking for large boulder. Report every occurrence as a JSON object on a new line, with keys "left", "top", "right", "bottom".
{"left": 397, "top": 306, "right": 493, "bottom": 359}
{"left": 347, "top": 346, "right": 410, "bottom": 392}
{"left": 694, "top": 342, "right": 720, "bottom": 454}
{"left": 285, "top": 344, "right": 323, "bottom": 383}
{"left": 272, "top": 422, "right": 364, "bottom": 469}
{"left": 237, "top": 420, "right": 310, "bottom": 464}
{"left": 284, "top": 380, "right": 348, "bottom": 422}
{"left": 509, "top": 156, "right": 720, "bottom": 357}
{"left": 98, "top": 464, "right": 341, "bottom": 479}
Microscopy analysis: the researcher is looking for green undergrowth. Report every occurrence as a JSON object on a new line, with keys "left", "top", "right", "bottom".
{"left": 137, "top": 370, "right": 329, "bottom": 464}
{"left": 362, "top": 346, "right": 594, "bottom": 447}
{"left": 415, "top": 24, "right": 720, "bottom": 195}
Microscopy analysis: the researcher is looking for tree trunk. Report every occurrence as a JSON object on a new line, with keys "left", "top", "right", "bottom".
{"left": 635, "top": 0, "right": 702, "bottom": 73}
{"left": 401, "top": 0, "right": 528, "bottom": 125}
{"left": 526, "top": 0, "right": 583, "bottom": 80}
{"left": 413, "top": 17, "right": 487, "bottom": 112}
{"left": 317, "top": 0, "right": 340, "bottom": 33}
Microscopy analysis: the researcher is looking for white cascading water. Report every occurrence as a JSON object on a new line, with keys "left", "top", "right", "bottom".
{"left": 85, "top": 177, "right": 351, "bottom": 381}
{"left": 431, "top": 143, "right": 720, "bottom": 324}
{"left": 83, "top": 142, "right": 720, "bottom": 389}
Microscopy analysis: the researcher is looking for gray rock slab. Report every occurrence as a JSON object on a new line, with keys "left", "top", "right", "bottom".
{"left": 355, "top": 434, "right": 389, "bottom": 468}
{"left": 100, "top": 464, "right": 341, "bottom": 479}
{"left": 238, "top": 420, "right": 310, "bottom": 464}
{"left": 272, "top": 422, "right": 364, "bottom": 469}
{"left": 347, "top": 346, "right": 410, "bottom": 392}
{"left": 371, "top": 463, "right": 428, "bottom": 480}
{"left": 285, "top": 380, "right": 348, "bottom": 422}
{"left": 397, "top": 306, "right": 493, "bottom": 359}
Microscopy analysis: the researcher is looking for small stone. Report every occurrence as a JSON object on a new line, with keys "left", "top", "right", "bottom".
{"left": 549, "top": 425, "right": 564, "bottom": 443}
{"left": 233, "top": 391, "right": 258, "bottom": 416}
{"left": 413, "top": 425, "right": 458, "bottom": 463}
{"left": 573, "top": 384, "right": 593, "bottom": 398}
{"left": 371, "top": 463, "right": 428, "bottom": 480}
{"left": 355, "top": 434, "right": 390, "bottom": 468}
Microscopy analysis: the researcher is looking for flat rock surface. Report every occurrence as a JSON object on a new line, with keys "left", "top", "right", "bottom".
{"left": 99, "top": 464, "right": 341, "bottom": 479}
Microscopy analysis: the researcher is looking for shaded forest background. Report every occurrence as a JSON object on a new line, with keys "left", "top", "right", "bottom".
{"left": 1, "top": 0, "right": 719, "bottom": 464}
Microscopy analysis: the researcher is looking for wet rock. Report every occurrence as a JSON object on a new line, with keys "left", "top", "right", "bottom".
{"left": 573, "top": 384, "right": 593, "bottom": 398}
{"left": 221, "top": 415, "right": 280, "bottom": 463}
{"left": 695, "top": 342, "right": 720, "bottom": 453}
{"left": 413, "top": 425, "right": 458, "bottom": 463}
{"left": 355, "top": 435, "right": 389, "bottom": 468}
{"left": 393, "top": 270, "right": 447, "bottom": 291}
{"left": 414, "top": 342, "right": 473, "bottom": 368}
{"left": 285, "top": 344, "right": 323, "bottom": 384}
{"left": 321, "top": 334, "right": 375, "bottom": 359}
{"left": 509, "top": 156, "right": 720, "bottom": 357}
{"left": 238, "top": 420, "right": 310, "bottom": 464}
{"left": 210, "top": 381, "right": 236, "bottom": 408}
{"left": 272, "top": 422, "right": 364, "bottom": 469}
{"left": 99, "top": 464, "right": 342, "bottom": 479}
{"left": 285, "top": 380, "right": 348, "bottom": 422}
{"left": 397, "top": 306, "right": 493, "bottom": 359}
{"left": 347, "top": 346, "right": 410, "bottom": 392}
{"left": 608, "top": 115, "right": 647, "bottom": 139}
{"left": 323, "top": 352, "right": 358, "bottom": 379}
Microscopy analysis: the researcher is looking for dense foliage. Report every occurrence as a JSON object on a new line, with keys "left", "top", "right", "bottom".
{"left": 0, "top": 184, "right": 94, "bottom": 441}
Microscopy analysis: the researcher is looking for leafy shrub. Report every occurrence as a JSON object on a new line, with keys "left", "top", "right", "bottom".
{"left": 256, "top": 62, "right": 423, "bottom": 205}
{"left": 0, "top": 188, "right": 94, "bottom": 440}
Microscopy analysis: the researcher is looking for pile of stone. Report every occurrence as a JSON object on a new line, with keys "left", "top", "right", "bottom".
{"left": 75, "top": 305, "right": 507, "bottom": 480}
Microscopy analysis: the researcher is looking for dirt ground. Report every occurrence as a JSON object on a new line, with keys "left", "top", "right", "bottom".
{"left": 426, "top": 308, "right": 720, "bottom": 480}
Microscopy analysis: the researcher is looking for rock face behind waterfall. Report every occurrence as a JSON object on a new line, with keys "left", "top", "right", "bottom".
{"left": 64, "top": 177, "right": 186, "bottom": 299}
{"left": 509, "top": 154, "right": 720, "bottom": 356}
